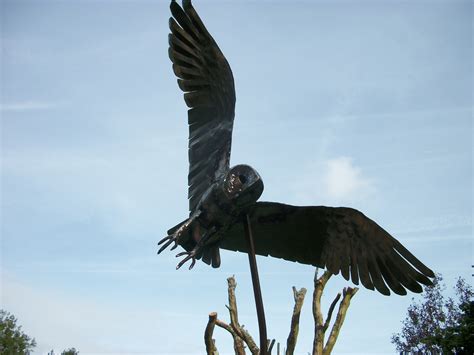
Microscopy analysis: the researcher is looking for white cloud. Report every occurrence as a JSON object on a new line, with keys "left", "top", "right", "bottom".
{"left": 323, "top": 156, "right": 373, "bottom": 200}
{"left": 289, "top": 156, "right": 375, "bottom": 206}
{"left": 0, "top": 101, "right": 64, "bottom": 112}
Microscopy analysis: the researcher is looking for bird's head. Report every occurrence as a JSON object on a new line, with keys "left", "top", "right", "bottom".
{"left": 224, "top": 165, "right": 264, "bottom": 207}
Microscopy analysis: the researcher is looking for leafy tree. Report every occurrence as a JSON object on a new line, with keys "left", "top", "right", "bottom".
{"left": 48, "top": 348, "right": 79, "bottom": 355}
{"left": 0, "top": 310, "right": 36, "bottom": 354}
{"left": 391, "top": 274, "right": 473, "bottom": 354}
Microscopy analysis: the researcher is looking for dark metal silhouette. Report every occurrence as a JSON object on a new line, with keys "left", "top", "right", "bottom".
{"left": 159, "top": 0, "right": 435, "bottom": 297}
{"left": 244, "top": 214, "right": 268, "bottom": 353}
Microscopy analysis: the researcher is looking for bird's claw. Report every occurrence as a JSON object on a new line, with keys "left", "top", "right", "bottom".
{"left": 175, "top": 250, "right": 197, "bottom": 270}
{"left": 157, "top": 233, "right": 179, "bottom": 254}
{"left": 158, "top": 212, "right": 201, "bottom": 255}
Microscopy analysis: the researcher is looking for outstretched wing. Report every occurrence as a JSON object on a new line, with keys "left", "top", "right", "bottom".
{"left": 220, "top": 202, "right": 435, "bottom": 296}
{"left": 169, "top": 0, "right": 236, "bottom": 213}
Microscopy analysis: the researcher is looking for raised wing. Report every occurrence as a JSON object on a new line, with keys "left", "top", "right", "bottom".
{"left": 169, "top": 0, "right": 236, "bottom": 212}
{"left": 220, "top": 202, "right": 435, "bottom": 296}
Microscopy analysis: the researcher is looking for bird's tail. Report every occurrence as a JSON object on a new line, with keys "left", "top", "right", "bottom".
{"left": 202, "top": 245, "right": 221, "bottom": 268}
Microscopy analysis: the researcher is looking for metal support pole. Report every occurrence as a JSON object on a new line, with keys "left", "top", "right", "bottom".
{"left": 243, "top": 214, "right": 268, "bottom": 355}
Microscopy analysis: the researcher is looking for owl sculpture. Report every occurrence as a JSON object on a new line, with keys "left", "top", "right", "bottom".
{"left": 158, "top": 0, "right": 435, "bottom": 296}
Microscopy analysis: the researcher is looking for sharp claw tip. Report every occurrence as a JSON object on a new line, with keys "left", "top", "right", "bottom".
{"left": 158, "top": 244, "right": 170, "bottom": 254}
{"left": 176, "top": 261, "right": 186, "bottom": 270}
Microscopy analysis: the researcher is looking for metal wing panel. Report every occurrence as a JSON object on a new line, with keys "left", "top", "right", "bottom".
{"left": 220, "top": 201, "right": 435, "bottom": 295}
{"left": 169, "top": 0, "right": 236, "bottom": 213}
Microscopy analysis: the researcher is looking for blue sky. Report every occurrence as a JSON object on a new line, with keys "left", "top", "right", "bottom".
{"left": 1, "top": 0, "right": 472, "bottom": 354}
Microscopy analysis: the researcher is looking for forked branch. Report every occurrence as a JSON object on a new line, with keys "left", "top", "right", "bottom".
{"left": 206, "top": 271, "right": 357, "bottom": 355}
{"left": 312, "top": 270, "right": 359, "bottom": 355}
{"left": 323, "top": 286, "right": 358, "bottom": 354}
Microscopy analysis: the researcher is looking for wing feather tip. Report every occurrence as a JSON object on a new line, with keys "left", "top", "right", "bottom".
{"left": 425, "top": 268, "right": 435, "bottom": 279}
{"left": 182, "top": 0, "right": 193, "bottom": 10}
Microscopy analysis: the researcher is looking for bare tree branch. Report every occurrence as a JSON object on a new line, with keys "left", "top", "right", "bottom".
{"left": 323, "top": 287, "right": 359, "bottom": 355}
{"left": 215, "top": 318, "right": 235, "bottom": 336}
{"left": 312, "top": 269, "right": 332, "bottom": 355}
{"left": 220, "top": 306, "right": 258, "bottom": 355}
{"left": 216, "top": 319, "right": 245, "bottom": 355}
{"left": 206, "top": 272, "right": 357, "bottom": 355}
{"left": 205, "top": 312, "right": 219, "bottom": 355}
{"left": 225, "top": 276, "right": 248, "bottom": 355}
{"left": 323, "top": 293, "right": 341, "bottom": 332}
{"left": 237, "top": 325, "right": 259, "bottom": 355}
{"left": 227, "top": 277, "right": 240, "bottom": 326}
{"left": 268, "top": 339, "right": 276, "bottom": 353}
{"left": 286, "top": 286, "right": 307, "bottom": 355}
{"left": 208, "top": 276, "right": 258, "bottom": 354}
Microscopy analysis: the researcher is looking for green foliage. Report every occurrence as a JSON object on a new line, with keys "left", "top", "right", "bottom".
{"left": 0, "top": 309, "right": 36, "bottom": 354}
{"left": 61, "top": 348, "right": 79, "bottom": 355}
{"left": 391, "top": 274, "right": 473, "bottom": 354}
{"left": 426, "top": 299, "right": 474, "bottom": 354}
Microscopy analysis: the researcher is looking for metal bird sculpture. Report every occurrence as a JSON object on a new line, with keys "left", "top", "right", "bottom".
{"left": 159, "top": 0, "right": 435, "bottom": 296}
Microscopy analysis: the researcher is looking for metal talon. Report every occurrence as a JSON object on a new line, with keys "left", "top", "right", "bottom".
{"left": 189, "top": 258, "right": 196, "bottom": 270}
{"left": 176, "top": 255, "right": 192, "bottom": 269}
{"left": 159, "top": 211, "right": 202, "bottom": 255}
{"left": 175, "top": 251, "right": 188, "bottom": 258}
{"left": 158, "top": 238, "right": 174, "bottom": 254}
{"left": 158, "top": 236, "right": 170, "bottom": 245}
{"left": 175, "top": 250, "right": 197, "bottom": 270}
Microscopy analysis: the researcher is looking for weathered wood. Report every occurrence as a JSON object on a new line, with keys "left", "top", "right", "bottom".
{"left": 323, "top": 293, "right": 341, "bottom": 332}
{"left": 311, "top": 269, "right": 358, "bottom": 355}
{"left": 226, "top": 276, "right": 247, "bottom": 354}
{"left": 227, "top": 277, "right": 240, "bottom": 325}
{"left": 268, "top": 339, "right": 276, "bottom": 354}
{"left": 237, "top": 325, "right": 259, "bottom": 355}
{"left": 286, "top": 287, "right": 307, "bottom": 355}
{"left": 205, "top": 312, "right": 219, "bottom": 355}
{"left": 207, "top": 270, "right": 357, "bottom": 355}
{"left": 215, "top": 318, "right": 246, "bottom": 355}
{"left": 312, "top": 270, "right": 332, "bottom": 355}
{"left": 323, "top": 287, "right": 358, "bottom": 355}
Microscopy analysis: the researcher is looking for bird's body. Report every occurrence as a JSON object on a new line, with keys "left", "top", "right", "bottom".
{"left": 159, "top": 0, "right": 435, "bottom": 296}
{"left": 160, "top": 164, "right": 264, "bottom": 269}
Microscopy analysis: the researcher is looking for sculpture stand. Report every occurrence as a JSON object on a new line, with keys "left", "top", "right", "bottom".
{"left": 243, "top": 214, "right": 268, "bottom": 355}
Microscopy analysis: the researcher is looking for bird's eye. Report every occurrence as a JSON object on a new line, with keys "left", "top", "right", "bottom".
{"left": 238, "top": 174, "right": 247, "bottom": 185}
